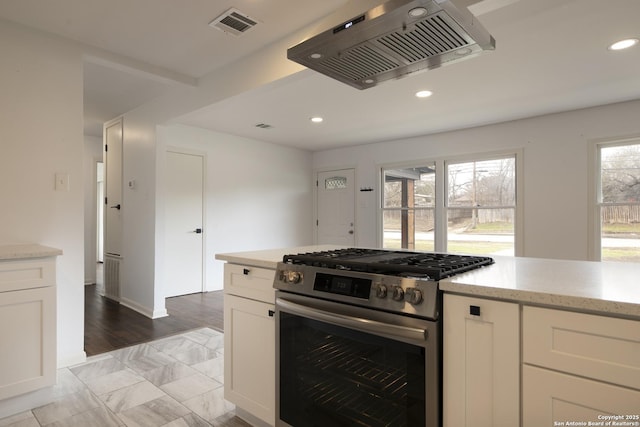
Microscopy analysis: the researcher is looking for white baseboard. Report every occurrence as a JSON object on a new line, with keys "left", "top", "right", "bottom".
{"left": 57, "top": 351, "right": 87, "bottom": 369}
{"left": 0, "top": 384, "right": 57, "bottom": 420}
{"left": 119, "top": 297, "right": 167, "bottom": 319}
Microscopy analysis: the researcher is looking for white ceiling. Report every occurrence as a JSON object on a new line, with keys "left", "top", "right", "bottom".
{"left": 1, "top": 0, "right": 639, "bottom": 150}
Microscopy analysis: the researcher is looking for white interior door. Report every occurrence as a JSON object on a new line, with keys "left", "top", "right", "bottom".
{"left": 316, "top": 169, "right": 356, "bottom": 245}
{"left": 104, "top": 119, "right": 122, "bottom": 256}
{"left": 165, "top": 151, "right": 204, "bottom": 297}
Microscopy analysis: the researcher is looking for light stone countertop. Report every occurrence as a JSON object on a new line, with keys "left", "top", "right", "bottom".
{"left": 215, "top": 245, "right": 347, "bottom": 269}
{"left": 216, "top": 246, "right": 640, "bottom": 319}
{"left": 0, "top": 244, "right": 63, "bottom": 260}
{"left": 441, "top": 255, "right": 640, "bottom": 318}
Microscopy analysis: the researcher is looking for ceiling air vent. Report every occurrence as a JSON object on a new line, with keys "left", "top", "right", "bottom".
{"left": 209, "top": 8, "right": 258, "bottom": 36}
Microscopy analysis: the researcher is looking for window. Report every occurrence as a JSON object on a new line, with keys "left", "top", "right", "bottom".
{"left": 446, "top": 158, "right": 516, "bottom": 255}
{"left": 382, "top": 154, "right": 519, "bottom": 256}
{"left": 595, "top": 141, "right": 640, "bottom": 262}
{"left": 383, "top": 164, "right": 436, "bottom": 250}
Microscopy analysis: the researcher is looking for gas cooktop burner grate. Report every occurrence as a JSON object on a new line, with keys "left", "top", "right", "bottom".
{"left": 283, "top": 248, "right": 493, "bottom": 281}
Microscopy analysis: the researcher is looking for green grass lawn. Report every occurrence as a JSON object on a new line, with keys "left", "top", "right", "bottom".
{"left": 461, "top": 222, "right": 513, "bottom": 234}
{"left": 602, "top": 223, "right": 640, "bottom": 235}
{"left": 602, "top": 247, "right": 640, "bottom": 262}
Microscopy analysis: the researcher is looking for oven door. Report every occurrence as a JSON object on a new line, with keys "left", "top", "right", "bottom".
{"left": 275, "top": 291, "right": 440, "bottom": 427}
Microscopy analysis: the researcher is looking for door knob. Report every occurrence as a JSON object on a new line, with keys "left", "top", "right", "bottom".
{"left": 194, "top": 228, "right": 202, "bottom": 234}
{"left": 110, "top": 204, "right": 121, "bottom": 210}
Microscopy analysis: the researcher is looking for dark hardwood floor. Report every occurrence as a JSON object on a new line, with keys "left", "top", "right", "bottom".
{"left": 84, "top": 284, "right": 224, "bottom": 356}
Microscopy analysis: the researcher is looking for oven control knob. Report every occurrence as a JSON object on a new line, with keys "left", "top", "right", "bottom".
{"left": 285, "top": 271, "right": 302, "bottom": 284}
{"left": 392, "top": 286, "right": 405, "bottom": 301}
{"left": 374, "top": 284, "right": 387, "bottom": 298}
{"left": 404, "top": 288, "right": 423, "bottom": 305}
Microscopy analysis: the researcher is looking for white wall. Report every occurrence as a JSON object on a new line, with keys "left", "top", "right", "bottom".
{"left": 0, "top": 20, "right": 85, "bottom": 367}
{"left": 313, "top": 99, "right": 640, "bottom": 261}
{"left": 83, "top": 135, "right": 103, "bottom": 284}
{"left": 157, "top": 125, "right": 313, "bottom": 291}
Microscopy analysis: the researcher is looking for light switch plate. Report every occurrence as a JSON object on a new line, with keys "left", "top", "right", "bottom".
{"left": 55, "top": 173, "right": 69, "bottom": 191}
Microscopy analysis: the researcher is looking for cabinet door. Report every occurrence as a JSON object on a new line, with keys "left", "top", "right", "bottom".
{"left": 0, "top": 286, "right": 56, "bottom": 400}
{"left": 443, "top": 294, "right": 520, "bottom": 427}
{"left": 523, "top": 365, "right": 640, "bottom": 427}
{"left": 224, "top": 294, "right": 275, "bottom": 425}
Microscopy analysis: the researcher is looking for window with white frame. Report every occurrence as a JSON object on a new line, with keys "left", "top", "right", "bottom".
{"left": 595, "top": 141, "right": 640, "bottom": 262}
{"left": 382, "top": 164, "right": 436, "bottom": 251}
{"left": 446, "top": 157, "right": 516, "bottom": 256}
{"left": 382, "top": 153, "right": 518, "bottom": 256}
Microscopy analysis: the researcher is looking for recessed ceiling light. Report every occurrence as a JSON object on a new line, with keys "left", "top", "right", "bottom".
{"left": 415, "top": 90, "right": 433, "bottom": 98}
{"left": 608, "top": 38, "right": 639, "bottom": 51}
{"left": 310, "top": 53, "right": 323, "bottom": 59}
{"left": 310, "top": 117, "right": 324, "bottom": 123}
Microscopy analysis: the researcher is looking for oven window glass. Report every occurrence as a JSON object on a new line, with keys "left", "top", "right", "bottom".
{"left": 279, "top": 312, "right": 426, "bottom": 427}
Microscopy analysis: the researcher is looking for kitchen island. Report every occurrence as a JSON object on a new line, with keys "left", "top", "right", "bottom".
{"left": 216, "top": 247, "right": 640, "bottom": 427}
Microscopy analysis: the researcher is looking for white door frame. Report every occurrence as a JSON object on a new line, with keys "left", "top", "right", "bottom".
{"left": 165, "top": 146, "right": 207, "bottom": 295}
{"left": 313, "top": 166, "right": 357, "bottom": 245}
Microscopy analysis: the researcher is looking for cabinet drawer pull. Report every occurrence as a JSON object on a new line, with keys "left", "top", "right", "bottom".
{"left": 243, "top": 268, "right": 250, "bottom": 275}
{"left": 470, "top": 305, "right": 481, "bottom": 316}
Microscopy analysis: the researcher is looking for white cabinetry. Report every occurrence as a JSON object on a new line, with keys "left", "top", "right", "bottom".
{"left": 223, "top": 263, "right": 275, "bottom": 426}
{"left": 523, "top": 306, "right": 640, "bottom": 426}
{"left": 0, "top": 256, "right": 57, "bottom": 400}
{"left": 443, "top": 294, "right": 520, "bottom": 427}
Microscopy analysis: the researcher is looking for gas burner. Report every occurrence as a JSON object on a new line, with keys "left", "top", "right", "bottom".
{"left": 283, "top": 249, "right": 493, "bottom": 281}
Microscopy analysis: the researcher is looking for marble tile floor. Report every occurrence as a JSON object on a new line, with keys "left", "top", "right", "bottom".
{"left": 0, "top": 328, "right": 251, "bottom": 427}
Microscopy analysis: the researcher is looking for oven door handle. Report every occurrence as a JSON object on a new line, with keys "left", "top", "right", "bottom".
{"left": 276, "top": 297, "right": 428, "bottom": 343}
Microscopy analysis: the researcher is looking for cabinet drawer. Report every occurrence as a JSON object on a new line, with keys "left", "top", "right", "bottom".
{"left": 0, "top": 258, "right": 56, "bottom": 293}
{"left": 224, "top": 264, "right": 275, "bottom": 304}
{"left": 523, "top": 365, "right": 640, "bottom": 427}
{"left": 523, "top": 306, "right": 640, "bottom": 390}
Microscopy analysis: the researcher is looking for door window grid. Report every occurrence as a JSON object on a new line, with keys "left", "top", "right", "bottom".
{"left": 325, "top": 176, "right": 347, "bottom": 190}
{"left": 596, "top": 141, "right": 640, "bottom": 262}
{"left": 382, "top": 155, "right": 517, "bottom": 256}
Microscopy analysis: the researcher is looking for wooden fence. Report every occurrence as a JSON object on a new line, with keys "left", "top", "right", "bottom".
{"left": 601, "top": 205, "right": 640, "bottom": 224}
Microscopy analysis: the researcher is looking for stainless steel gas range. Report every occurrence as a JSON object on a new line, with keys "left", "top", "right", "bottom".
{"left": 273, "top": 248, "right": 493, "bottom": 427}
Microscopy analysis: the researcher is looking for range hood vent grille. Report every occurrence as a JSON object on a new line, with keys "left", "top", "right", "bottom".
{"left": 287, "top": 0, "right": 495, "bottom": 89}
{"left": 322, "top": 45, "right": 400, "bottom": 82}
{"left": 209, "top": 8, "right": 258, "bottom": 36}
{"left": 382, "top": 13, "right": 469, "bottom": 61}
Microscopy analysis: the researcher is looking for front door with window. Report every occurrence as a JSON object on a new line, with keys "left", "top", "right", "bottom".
{"left": 316, "top": 169, "right": 355, "bottom": 246}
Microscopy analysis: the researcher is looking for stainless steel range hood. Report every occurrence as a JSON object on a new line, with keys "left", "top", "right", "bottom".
{"left": 287, "top": 0, "right": 495, "bottom": 89}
